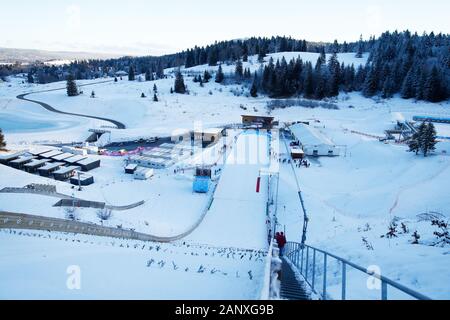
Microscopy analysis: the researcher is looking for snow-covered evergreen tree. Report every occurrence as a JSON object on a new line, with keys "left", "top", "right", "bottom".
{"left": 174, "top": 71, "right": 186, "bottom": 94}
{"left": 0, "top": 128, "right": 6, "bottom": 150}
{"left": 422, "top": 122, "right": 437, "bottom": 157}
{"left": 128, "top": 66, "right": 135, "bottom": 81}
{"left": 66, "top": 74, "right": 78, "bottom": 97}
{"left": 215, "top": 65, "right": 224, "bottom": 83}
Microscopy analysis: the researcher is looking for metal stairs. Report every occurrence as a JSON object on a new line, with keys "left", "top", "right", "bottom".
{"left": 280, "top": 257, "right": 310, "bottom": 300}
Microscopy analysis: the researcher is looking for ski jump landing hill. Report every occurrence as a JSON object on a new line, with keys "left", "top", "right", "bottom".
{"left": 186, "top": 131, "right": 272, "bottom": 249}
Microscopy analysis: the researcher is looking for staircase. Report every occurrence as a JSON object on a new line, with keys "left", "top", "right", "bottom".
{"left": 280, "top": 257, "right": 310, "bottom": 300}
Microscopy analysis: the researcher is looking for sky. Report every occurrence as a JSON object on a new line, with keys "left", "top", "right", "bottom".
{"left": 1, "top": 0, "right": 449, "bottom": 56}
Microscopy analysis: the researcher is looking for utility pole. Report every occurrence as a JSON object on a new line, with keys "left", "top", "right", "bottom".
{"left": 77, "top": 171, "right": 82, "bottom": 191}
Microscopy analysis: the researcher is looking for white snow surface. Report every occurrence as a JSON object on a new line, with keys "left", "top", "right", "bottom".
{"left": 1, "top": 53, "right": 450, "bottom": 299}
{"left": 0, "top": 229, "right": 265, "bottom": 299}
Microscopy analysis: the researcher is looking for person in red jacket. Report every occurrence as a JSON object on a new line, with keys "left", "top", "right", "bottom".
{"left": 278, "top": 232, "right": 287, "bottom": 256}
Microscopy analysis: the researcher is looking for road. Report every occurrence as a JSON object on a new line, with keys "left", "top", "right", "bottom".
{"left": 0, "top": 206, "right": 215, "bottom": 243}
{"left": 16, "top": 80, "right": 126, "bottom": 129}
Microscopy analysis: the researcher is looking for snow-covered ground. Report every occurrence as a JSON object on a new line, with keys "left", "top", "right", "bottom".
{"left": 1, "top": 51, "right": 450, "bottom": 299}
{"left": 273, "top": 95, "right": 450, "bottom": 299}
{"left": 0, "top": 229, "right": 265, "bottom": 299}
{"left": 186, "top": 132, "right": 271, "bottom": 249}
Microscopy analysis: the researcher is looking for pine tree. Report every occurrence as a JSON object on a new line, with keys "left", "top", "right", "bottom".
{"left": 423, "top": 66, "right": 443, "bottom": 102}
{"left": 401, "top": 68, "right": 416, "bottom": 99}
{"left": 303, "top": 63, "right": 314, "bottom": 98}
{"left": 314, "top": 70, "right": 327, "bottom": 100}
{"left": 422, "top": 122, "right": 437, "bottom": 157}
{"left": 215, "top": 65, "right": 224, "bottom": 83}
{"left": 242, "top": 45, "right": 249, "bottom": 62}
{"left": 414, "top": 66, "right": 427, "bottom": 100}
{"left": 66, "top": 74, "right": 78, "bottom": 97}
{"left": 27, "top": 73, "right": 34, "bottom": 83}
{"left": 153, "top": 84, "right": 158, "bottom": 93}
{"left": 90, "top": 90, "right": 95, "bottom": 98}
{"left": 141, "top": 92, "right": 146, "bottom": 98}
{"left": 203, "top": 71, "right": 211, "bottom": 82}
{"left": 174, "top": 71, "right": 186, "bottom": 94}
{"left": 327, "top": 52, "right": 340, "bottom": 97}
{"left": 319, "top": 47, "right": 326, "bottom": 65}
{"left": 356, "top": 35, "right": 364, "bottom": 58}
{"left": 0, "top": 128, "right": 6, "bottom": 150}
{"left": 362, "top": 65, "right": 379, "bottom": 97}
{"left": 382, "top": 76, "right": 395, "bottom": 99}
{"left": 185, "top": 50, "right": 195, "bottom": 68}
{"left": 250, "top": 73, "right": 258, "bottom": 97}
{"left": 408, "top": 132, "right": 420, "bottom": 155}
{"left": 128, "top": 66, "right": 135, "bottom": 81}
{"left": 153, "top": 93, "right": 158, "bottom": 102}
{"left": 208, "top": 47, "right": 218, "bottom": 66}
{"left": 258, "top": 46, "right": 266, "bottom": 63}
{"left": 114, "top": 77, "right": 118, "bottom": 82}
{"left": 145, "top": 69, "right": 152, "bottom": 81}
{"left": 235, "top": 59, "right": 243, "bottom": 78}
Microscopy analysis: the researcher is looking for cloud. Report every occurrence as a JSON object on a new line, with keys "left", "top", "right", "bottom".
{"left": 66, "top": 5, "right": 81, "bottom": 30}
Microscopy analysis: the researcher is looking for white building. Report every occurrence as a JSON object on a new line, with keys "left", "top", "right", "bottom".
{"left": 134, "top": 167, "right": 154, "bottom": 180}
{"left": 289, "top": 123, "right": 340, "bottom": 157}
{"left": 129, "top": 155, "right": 173, "bottom": 169}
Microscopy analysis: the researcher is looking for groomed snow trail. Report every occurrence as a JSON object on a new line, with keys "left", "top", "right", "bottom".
{"left": 16, "top": 80, "right": 126, "bottom": 129}
{"left": 186, "top": 131, "right": 271, "bottom": 250}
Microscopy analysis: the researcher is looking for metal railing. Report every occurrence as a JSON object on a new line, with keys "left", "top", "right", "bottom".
{"left": 285, "top": 242, "right": 431, "bottom": 300}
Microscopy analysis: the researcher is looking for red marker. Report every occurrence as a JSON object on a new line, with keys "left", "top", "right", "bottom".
{"left": 256, "top": 176, "right": 261, "bottom": 193}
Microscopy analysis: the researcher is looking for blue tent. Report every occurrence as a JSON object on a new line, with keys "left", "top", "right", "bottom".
{"left": 193, "top": 176, "right": 210, "bottom": 193}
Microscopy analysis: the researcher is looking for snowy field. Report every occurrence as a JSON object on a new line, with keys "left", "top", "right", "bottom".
{"left": 274, "top": 96, "right": 450, "bottom": 299}
{"left": 186, "top": 132, "right": 271, "bottom": 249}
{"left": 0, "top": 229, "right": 266, "bottom": 299}
{"left": 1, "top": 51, "right": 450, "bottom": 299}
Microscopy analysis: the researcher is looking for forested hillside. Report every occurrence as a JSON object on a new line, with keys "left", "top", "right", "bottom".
{"left": 4, "top": 32, "right": 449, "bottom": 102}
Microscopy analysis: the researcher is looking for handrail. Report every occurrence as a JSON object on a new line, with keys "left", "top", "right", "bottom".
{"left": 260, "top": 239, "right": 275, "bottom": 300}
{"left": 285, "top": 241, "right": 431, "bottom": 300}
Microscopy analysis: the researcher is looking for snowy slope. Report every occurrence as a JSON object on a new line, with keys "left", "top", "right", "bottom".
{"left": 0, "top": 229, "right": 265, "bottom": 299}
{"left": 186, "top": 132, "right": 271, "bottom": 249}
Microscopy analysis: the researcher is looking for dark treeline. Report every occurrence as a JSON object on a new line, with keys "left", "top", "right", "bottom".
{"left": 19, "top": 36, "right": 365, "bottom": 84}
{"left": 5, "top": 32, "right": 449, "bottom": 102}
{"left": 247, "top": 31, "right": 449, "bottom": 102}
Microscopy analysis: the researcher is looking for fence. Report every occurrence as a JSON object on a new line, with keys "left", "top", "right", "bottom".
{"left": 285, "top": 242, "right": 431, "bottom": 300}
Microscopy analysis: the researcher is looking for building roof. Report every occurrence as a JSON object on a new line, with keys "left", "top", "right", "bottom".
{"left": 29, "top": 149, "right": 53, "bottom": 156}
{"left": 24, "top": 159, "right": 49, "bottom": 167}
{"left": 125, "top": 164, "right": 138, "bottom": 170}
{"left": 39, "top": 162, "right": 65, "bottom": 171}
{"left": 70, "top": 173, "right": 93, "bottom": 182}
{"left": 76, "top": 158, "right": 100, "bottom": 166}
{"left": 135, "top": 167, "right": 154, "bottom": 174}
{"left": 290, "top": 123, "right": 335, "bottom": 147}
{"left": 194, "top": 128, "right": 223, "bottom": 135}
{"left": 241, "top": 115, "right": 275, "bottom": 120}
{"left": 52, "top": 153, "right": 75, "bottom": 161}
{"left": 290, "top": 148, "right": 305, "bottom": 154}
{"left": 64, "top": 155, "right": 88, "bottom": 164}
{"left": 0, "top": 152, "right": 24, "bottom": 161}
{"left": 40, "top": 150, "right": 63, "bottom": 158}
{"left": 54, "top": 166, "right": 80, "bottom": 175}
{"left": 10, "top": 156, "right": 36, "bottom": 164}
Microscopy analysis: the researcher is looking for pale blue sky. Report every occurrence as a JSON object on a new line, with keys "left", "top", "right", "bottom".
{"left": 1, "top": 0, "right": 449, "bottom": 56}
